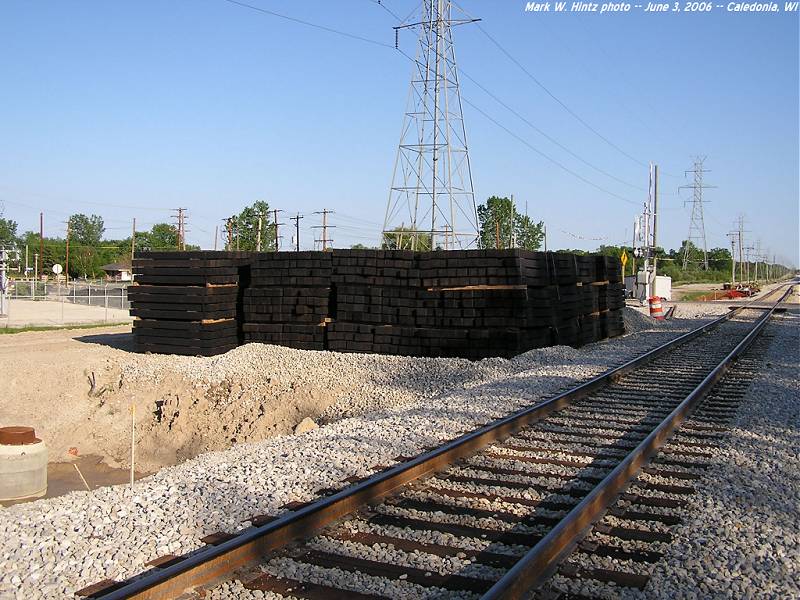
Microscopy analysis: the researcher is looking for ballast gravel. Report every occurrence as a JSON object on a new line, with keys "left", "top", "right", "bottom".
{"left": 638, "top": 315, "right": 800, "bottom": 600}
{"left": 0, "top": 307, "right": 755, "bottom": 598}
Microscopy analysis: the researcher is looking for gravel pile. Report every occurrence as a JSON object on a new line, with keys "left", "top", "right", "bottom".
{"left": 0, "top": 309, "right": 721, "bottom": 598}
{"left": 640, "top": 315, "right": 800, "bottom": 599}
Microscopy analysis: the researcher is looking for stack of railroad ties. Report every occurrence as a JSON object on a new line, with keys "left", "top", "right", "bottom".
{"left": 130, "top": 249, "right": 624, "bottom": 359}
{"left": 129, "top": 252, "right": 248, "bottom": 356}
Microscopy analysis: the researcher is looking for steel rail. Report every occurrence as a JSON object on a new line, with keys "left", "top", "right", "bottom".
{"left": 481, "top": 284, "right": 794, "bottom": 599}
{"left": 91, "top": 290, "right": 795, "bottom": 600}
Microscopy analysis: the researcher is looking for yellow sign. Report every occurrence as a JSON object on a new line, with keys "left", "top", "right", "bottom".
{"left": 620, "top": 250, "right": 629, "bottom": 269}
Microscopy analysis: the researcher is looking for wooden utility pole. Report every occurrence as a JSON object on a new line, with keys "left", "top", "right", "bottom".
{"left": 173, "top": 208, "right": 187, "bottom": 250}
{"left": 313, "top": 209, "right": 334, "bottom": 251}
{"left": 130, "top": 218, "right": 136, "bottom": 264}
{"left": 225, "top": 217, "right": 234, "bottom": 251}
{"left": 38, "top": 212, "right": 43, "bottom": 280}
{"left": 272, "top": 209, "right": 284, "bottom": 252}
{"left": 65, "top": 220, "right": 71, "bottom": 284}
{"left": 495, "top": 219, "right": 501, "bottom": 250}
{"left": 290, "top": 213, "right": 303, "bottom": 251}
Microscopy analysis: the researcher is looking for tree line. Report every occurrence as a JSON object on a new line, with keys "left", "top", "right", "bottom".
{"left": 0, "top": 198, "right": 791, "bottom": 283}
{"left": 0, "top": 215, "right": 194, "bottom": 279}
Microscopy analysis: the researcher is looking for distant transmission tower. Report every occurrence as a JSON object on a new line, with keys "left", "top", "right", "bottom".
{"left": 679, "top": 157, "right": 715, "bottom": 270}
{"left": 383, "top": 0, "right": 480, "bottom": 250}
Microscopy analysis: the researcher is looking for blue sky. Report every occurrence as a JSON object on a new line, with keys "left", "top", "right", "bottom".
{"left": 1, "top": 1, "right": 797, "bottom": 265}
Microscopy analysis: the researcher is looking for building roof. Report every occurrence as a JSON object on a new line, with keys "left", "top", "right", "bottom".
{"left": 100, "top": 263, "right": 132, "bottom": 272}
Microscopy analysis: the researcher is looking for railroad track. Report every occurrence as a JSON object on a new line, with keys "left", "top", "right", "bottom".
{"left": 78, "top": 285, "right": 794, "bottom": 600}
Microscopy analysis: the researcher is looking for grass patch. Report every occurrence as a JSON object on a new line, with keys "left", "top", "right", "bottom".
{"left": 676, "top": 290, "right": 712, "bottom": 302}
{"left": 0, "top": 322, "right": 131, "bottom": 334}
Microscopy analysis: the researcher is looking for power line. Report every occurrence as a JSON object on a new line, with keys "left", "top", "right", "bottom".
{"left": 219, "top": 0, "right": 646, "bottom": 211}
{"left": 387, "top": 26, "right": 643, "bottom": 204}
{"left": 471, "top": 20, "right": 648, "bottom": 169}
{"left": 220, "top": 0, "right": 395, "bottom": 49}
{"left": 462, "top": 97, "right": 639, "bottom": 206}
{"left": 456, "top": 66, "right": 645, "bottom": 192}
{"left": 364, "top": 0, "right": 404, "bottom": 22}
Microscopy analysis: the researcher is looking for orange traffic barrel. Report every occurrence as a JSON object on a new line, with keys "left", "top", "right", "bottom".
{"left": 649, "top": 296, "right": 665, "bottom": 320}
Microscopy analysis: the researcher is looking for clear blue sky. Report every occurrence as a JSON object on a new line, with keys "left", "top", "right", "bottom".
{"left": 1, "top": 1, "right": 797, "bottom": 265}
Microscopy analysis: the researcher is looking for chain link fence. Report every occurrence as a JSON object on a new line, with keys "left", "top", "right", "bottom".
{"left": 9, "top": 280, "right": 130, "bottom": 310}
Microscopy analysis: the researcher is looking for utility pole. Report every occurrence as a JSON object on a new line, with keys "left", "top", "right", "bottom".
{"left": 0, "top": 245, "right": 8, "bottom": 317}
{"left": 726, "top": 231, "right": 738, "bottom": 285}
{"left": 495, "top": 219, "right": 501, "bottom": 250}
{"left": 130, "top": 218, "right": 136, "bottom": 265}
{"left": 256, "top": 214, "right": 263, "bottom": 252}
{"left": 213, "top": 225, "right": 218, "bottom": 251}
{"left": 754, "top": 240, "right": 763, "bottom": 283}
{"left": 173, "top": 208, "right": 187, "bottom": 251}
{"left": 384, "top": 0, "right": 480, "bottom": 250}
{"left": 313, "top": 209, "right": 335, "bottom": 251}
{"left": 679, "top": 157, "right": 715, "bottom": 270}
{"left": 272, "top": 209, "right": 285, "bottom": 252}
{"left": 510, "top": 195, "right": 516, "bottom": 249}
{"left": 652, "top": 164, "right": 659, "bottom": 283}
{"left": 636, "top": 163, "right": 658, "bottom": 302}
{"left": 290, "top": 213, "right": 304, "bottom": 252}
{"left": 224, "top": 217, "right": 234, "bottom": 251}
{"left": 38, "top": 212, "right": 43, "bottom": 281}
{"left": 736, "top": 215, "right": 746, "bottom": 283}
{"left": 65, "top": 220, "right": 71, "bottom": 285}
{"left": 744, "top": 246, "right": 754, "bottom": 282}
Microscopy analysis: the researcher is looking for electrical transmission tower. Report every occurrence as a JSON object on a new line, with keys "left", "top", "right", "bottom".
{"left": 383, "top": 0, "right": 480, "bottom": 251}
{"left": 679, "top": 157, "right": 715, "bottom": 270}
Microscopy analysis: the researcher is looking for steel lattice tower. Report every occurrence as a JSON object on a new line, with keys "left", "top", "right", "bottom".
{"left": 680, "top": 157, "right": 714, "bottom": 270}
{"left": 383, "top": 0, "right": 479, "bottom": 250}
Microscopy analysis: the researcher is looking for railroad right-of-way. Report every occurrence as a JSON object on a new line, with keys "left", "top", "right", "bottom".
{"left": 75, "top": 286, "right": 796, "bottom": 599}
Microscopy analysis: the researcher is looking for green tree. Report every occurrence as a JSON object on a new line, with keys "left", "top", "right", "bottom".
{"left": 477, "top": 196, "right": 544, "bottom": 250}
{"left": 227, "top": 200, "right": 274, "bottom": 251}
{"left": 67, "top": 214, "right": 105, "bottom": 278}
{"left": 707, "top": 247, "right": 732, "bottom": 273}
{"left": 0, "top": 218, "right": 18, "bottom": 245}
{"left": 381, "top": 226, "right": 432, "bottom": 251}
{"left": 138, "top": 223, "right": 180, "bottom": 251}
{"left": 68, "top": 214, "right": 105, "bottom": 246}
{"left": 676, "top": 240, "right": 704, "bottom": 269}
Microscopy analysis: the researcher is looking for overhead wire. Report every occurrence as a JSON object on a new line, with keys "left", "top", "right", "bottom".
{"left": 451, "top": 1, "right": 650, "bottom": 170}
{"left": 219, "top": 0, "right": 646, "bottom": 207}
{"left": 221, "top": 0, "right": 395, "bottom": 49}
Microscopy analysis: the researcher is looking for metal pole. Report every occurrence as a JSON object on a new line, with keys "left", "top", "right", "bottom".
{"left": 256, "top": 215, "right": 262, "bottom": 252}
{"left": 652, "top": 164, "right": 658, "bottom": 288}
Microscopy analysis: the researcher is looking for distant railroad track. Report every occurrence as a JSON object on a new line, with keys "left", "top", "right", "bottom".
{"left": 78, "top": 284, "right": 794, "bottom": 600}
